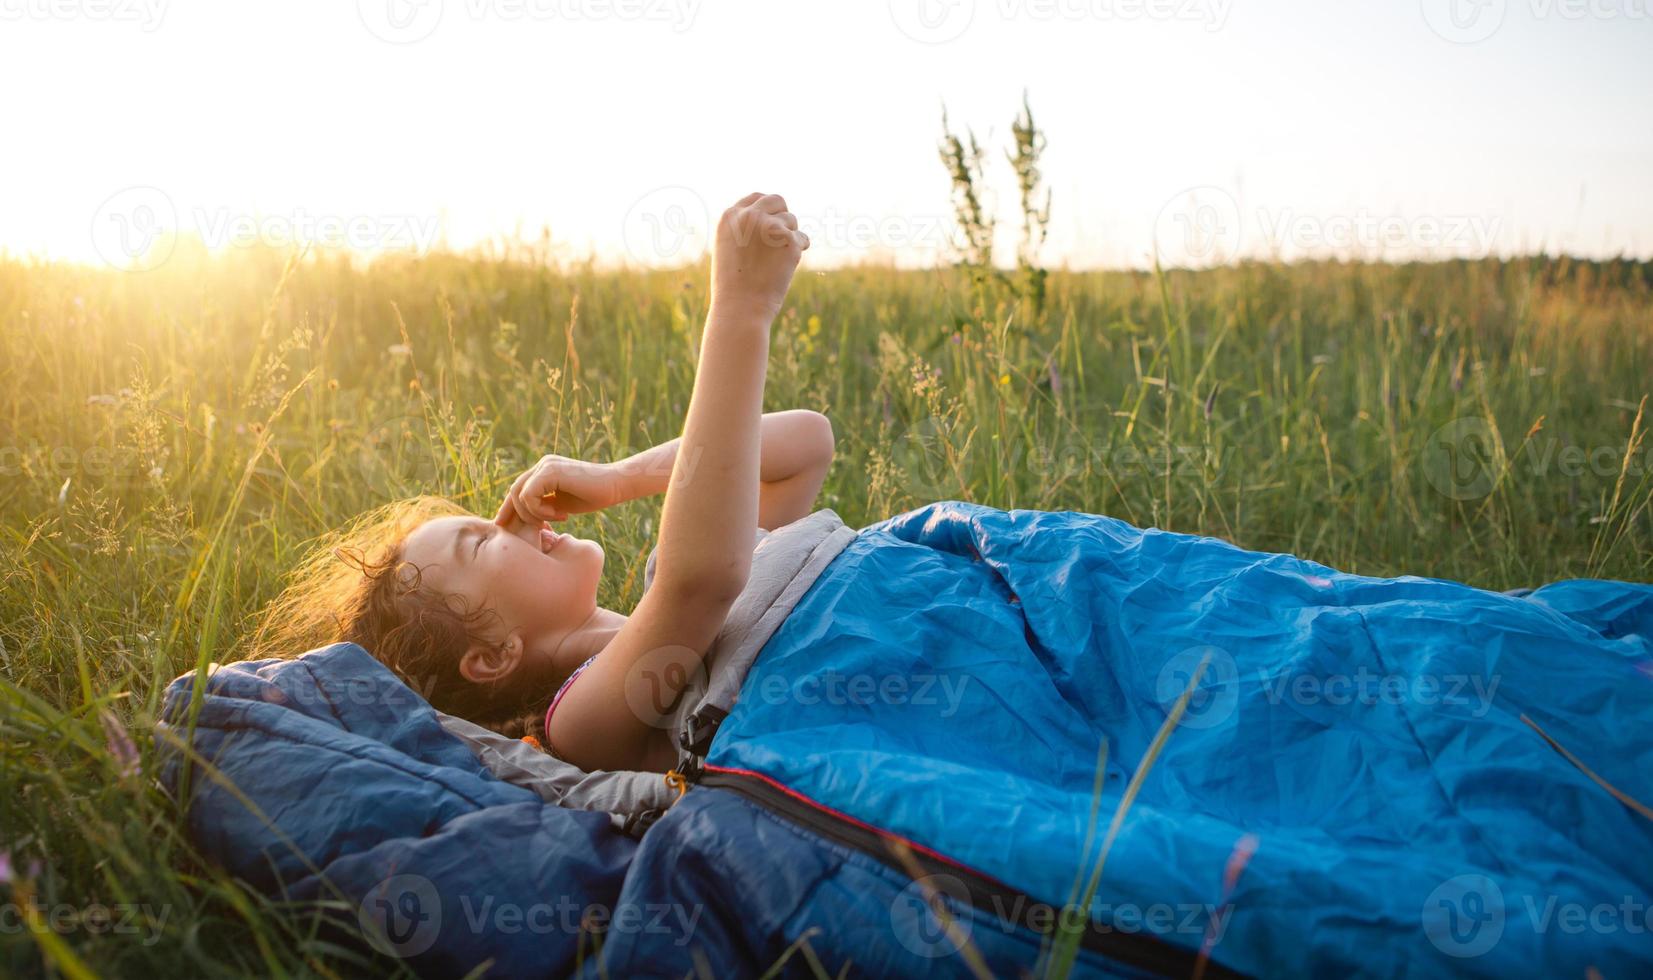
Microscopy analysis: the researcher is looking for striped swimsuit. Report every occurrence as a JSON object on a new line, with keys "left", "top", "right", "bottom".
{"left": 541, "top": 652, "right": 599, "bottom": 747}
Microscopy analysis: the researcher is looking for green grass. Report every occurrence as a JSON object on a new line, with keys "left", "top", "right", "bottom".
{"left": 1, "top": 248, "right": 1650, "bottom": 976}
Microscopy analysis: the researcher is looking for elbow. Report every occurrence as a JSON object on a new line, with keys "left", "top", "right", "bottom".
{"left": 656, "top": 577, "right": 747, "bottom": 610}
{"left": 653, "top": 560, "right": 750, "bottom": 607}
{"left": 804, "top": 410, "right": 835, "bottom": 467}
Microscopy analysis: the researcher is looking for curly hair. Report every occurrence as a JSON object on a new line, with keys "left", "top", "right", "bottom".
{"left": 247, "top": 495, "right": 552, "bottom": 746}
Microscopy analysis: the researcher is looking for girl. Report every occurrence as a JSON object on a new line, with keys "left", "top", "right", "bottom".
{"left": 254, "top": 192, "right": 821, "bottom": 774}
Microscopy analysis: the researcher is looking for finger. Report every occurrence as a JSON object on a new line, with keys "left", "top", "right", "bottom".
{"left": 734, "top": 191, "right": 764, "bottom": 207}
{"left": 512, "top": 497, "right": 536, "bottom": 528}
{"left": 793, "top": 229, "right": 811, "bottom": 251}
{"left": 777, "top": 211, "right": 799, "bottom": 231}
{"left": 539, "top": 489, "right": 568, "bottom": 521}
{"left": 494, "top": 471, "right": 530, "bottom": 526}
{"left": 757, "top": 194, "right": 788, "bottom": 214}
{"left": 513, "top": 480, "right": 544, "bottom": 526}
{"left": 760, "top": 218, "right": 795, "bottom": 248}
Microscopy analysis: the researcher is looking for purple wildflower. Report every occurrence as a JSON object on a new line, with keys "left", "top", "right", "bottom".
{"left": 101, "top": 710, "right": 141, "bottom": 779}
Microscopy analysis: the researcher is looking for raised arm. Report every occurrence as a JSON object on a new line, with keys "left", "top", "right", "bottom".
{"left": 545, "top": 192, "right": 808, "bottom": 772}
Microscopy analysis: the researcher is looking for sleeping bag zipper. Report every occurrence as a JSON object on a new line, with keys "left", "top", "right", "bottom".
{"left": 695, "top": 765, "right": 1246, "bottom": 980}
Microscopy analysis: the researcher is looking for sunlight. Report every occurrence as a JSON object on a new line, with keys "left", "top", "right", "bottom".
{"left": 3, "top": 0, "right": 1649, "bottom": 269}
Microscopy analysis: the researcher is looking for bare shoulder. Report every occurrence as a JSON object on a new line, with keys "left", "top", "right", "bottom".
{"left": 546, "top": 570, "right": 739, "bottom": 772}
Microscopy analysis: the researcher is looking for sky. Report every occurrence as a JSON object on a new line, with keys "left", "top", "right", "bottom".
{"left": 1, "top": 0, "right": 1649, "bottom": 269}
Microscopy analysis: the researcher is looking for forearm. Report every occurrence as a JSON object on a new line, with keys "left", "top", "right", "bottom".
{"left": 615, "top": 410, "right": 833, "bottom": 527}
{"left": 648, "top": 302, "right": 771, "bottom": 593}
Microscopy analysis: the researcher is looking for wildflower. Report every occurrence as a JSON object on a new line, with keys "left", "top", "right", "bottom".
{"left": 998, "top": 373, "right": 1011, "bottom": 386}
{"left": 100, "top": 710, "right": 141, "bottom": 779}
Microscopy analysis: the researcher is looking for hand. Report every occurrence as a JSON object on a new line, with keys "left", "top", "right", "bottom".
{"left": 494, "top": 454, "right": 624, "bottom": 528}
{"left": 710, "top": 192, "right": 810, "bottom": 321}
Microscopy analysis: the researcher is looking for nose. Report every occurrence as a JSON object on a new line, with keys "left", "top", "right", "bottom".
{"left": 508, "top": 520, "right": 545, "bottom": 547}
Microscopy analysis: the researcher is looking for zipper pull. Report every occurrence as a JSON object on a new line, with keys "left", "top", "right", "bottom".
{"left": 678, "top": 703, "right": 729, "bottom": 757}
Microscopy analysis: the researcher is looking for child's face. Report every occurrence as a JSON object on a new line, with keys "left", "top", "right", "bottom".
{"left": 400, "top": 514, "right": 605, "bottom": 663}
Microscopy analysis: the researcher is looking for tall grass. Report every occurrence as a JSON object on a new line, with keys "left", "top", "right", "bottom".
{"left": 1, "top": 246, "right": 1650, "bottom": 975}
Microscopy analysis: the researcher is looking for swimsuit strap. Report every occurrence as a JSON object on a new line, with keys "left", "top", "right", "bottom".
{"left": 541, "top": 652, "right": 600, "bottom": 741}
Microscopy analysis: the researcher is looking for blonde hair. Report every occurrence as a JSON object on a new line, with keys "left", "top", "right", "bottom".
{"left": 248, "top": 495, "right": 552, "bottom": 743}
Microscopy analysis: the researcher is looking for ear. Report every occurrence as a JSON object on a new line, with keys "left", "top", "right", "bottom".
{"left": 458, "top": 632, "right": 524, "bottom": 685}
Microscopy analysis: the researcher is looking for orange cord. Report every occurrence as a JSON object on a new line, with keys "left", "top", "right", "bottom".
{"left": 664, "top": 769, "right": 689, "bottom": 800}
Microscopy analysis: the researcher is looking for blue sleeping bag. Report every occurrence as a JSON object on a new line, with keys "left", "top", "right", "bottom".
{"left": 160, "top": 502, "right": 1653, "bottom": 977}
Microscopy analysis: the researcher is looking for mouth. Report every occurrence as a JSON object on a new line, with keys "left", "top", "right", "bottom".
{"left": 539, "top": 527, "right": 566, "bottom": 555}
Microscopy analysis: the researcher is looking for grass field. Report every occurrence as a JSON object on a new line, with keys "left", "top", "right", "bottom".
{"left": 2, "top": 247, "right": 1651, "bottom": 976}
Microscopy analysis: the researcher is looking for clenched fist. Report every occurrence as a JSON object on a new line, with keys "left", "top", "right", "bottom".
{"left": 710, "top": 192, "right": 809, "bottom": 321}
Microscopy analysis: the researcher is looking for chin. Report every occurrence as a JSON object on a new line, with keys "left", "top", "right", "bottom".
{"left": 576, "top": 536, "right": 605, "bottom": 580}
